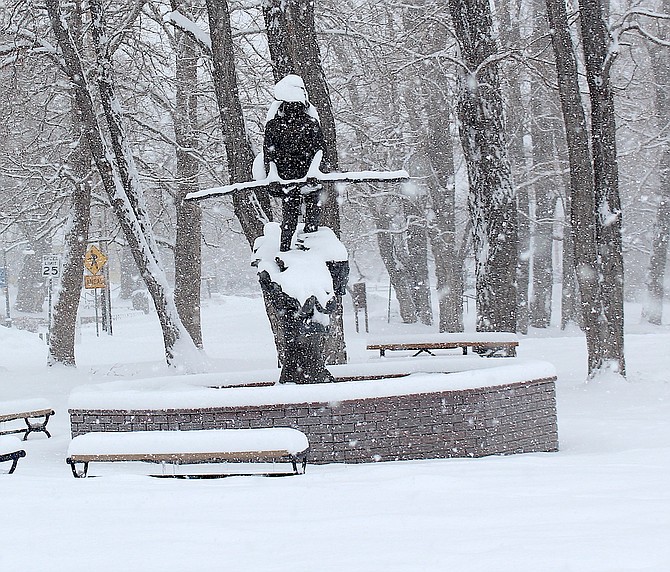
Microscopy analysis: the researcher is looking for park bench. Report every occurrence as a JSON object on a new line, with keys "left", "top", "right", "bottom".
{"left": 0, "top": 399, "right": 55, "bottom": 440}
{"left": 367, "top": 332, "right": 519, "bottom": 358}
{"left": 0, "top": 436, "right": 27, "bottom": 474}
{"left": 66, "top": 427, "right": 309, "bottom": 478}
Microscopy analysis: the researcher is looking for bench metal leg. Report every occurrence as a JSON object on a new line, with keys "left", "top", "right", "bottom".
{"left": 0, "top": 450, "right": 26, "bottom": 474}
{"left": 412, "top": 349, "right": 435, "bottom": 357}
{"left": 289, "top": 454, "right": 308, "bottom": 475}
{"left": 23, "top": 413, "right": 53, "bottom": 441}
{"left": 66, "top": 458, "right": 89, "bottom": 478}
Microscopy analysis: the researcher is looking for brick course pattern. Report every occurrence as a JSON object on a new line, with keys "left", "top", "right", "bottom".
{"left": 69, "top": 377, "right": 559, "bottom": 463}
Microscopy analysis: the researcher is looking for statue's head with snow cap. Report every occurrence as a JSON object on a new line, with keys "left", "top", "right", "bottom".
{"left": 274, "top": 74, "right": 308, "bottom": 104}
{"left": 266, "top": 74, "right": 320, "bottom": 124}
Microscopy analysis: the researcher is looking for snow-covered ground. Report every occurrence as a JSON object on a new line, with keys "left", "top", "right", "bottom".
{"left": 1, "top": 291, "right": 669, "bottom": 571}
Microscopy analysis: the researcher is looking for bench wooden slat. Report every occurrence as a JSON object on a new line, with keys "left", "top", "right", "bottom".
{"left": 0, "top": 403, "right": 55, "bottom": 440}
{"left": 366, "top": 342, "right": 518, "bottom": 350}
{"left": 66, "top": 428, "right": 309, "bottom": 478}
{"left": 68, "top": 450, "right": 300, "bottom": 463}
{"left": 366, "top": 334, "right": 518, "bottom": 357}
{"left": 0, "top": 408, "right": 54, "bottom": 423}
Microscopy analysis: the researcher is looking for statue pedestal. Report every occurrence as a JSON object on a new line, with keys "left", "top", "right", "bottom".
{"left": 253, "top": 223, "right": 348, "bottom": 384}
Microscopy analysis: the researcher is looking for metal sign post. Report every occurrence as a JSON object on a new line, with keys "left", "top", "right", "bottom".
{"left": 84, "top": 244, "right": 110, "bottom": 336}
{"left": 1, "top": 250, "right": 10, "bottom": 328}
{"left": 42, "top": 254, "right": 61, "bottom": 342}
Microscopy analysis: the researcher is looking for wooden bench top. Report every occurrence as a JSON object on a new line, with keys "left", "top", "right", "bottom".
{"left": 67, "top": 428, "right": 309, "bottom": 477}
{"left": 67, "top": 450, "right": 301, "bottom": 464}
{"left": 366, "top": 333, "right": 518, "bottom": 357}
{"left": 68, "top": 428, "right": 308, "bottom": 456}
{"left": 0, "top": 398, "right": 54, "bottom": 422}
{"left": 366, "top": 332, "right": 519, "bottom": 349}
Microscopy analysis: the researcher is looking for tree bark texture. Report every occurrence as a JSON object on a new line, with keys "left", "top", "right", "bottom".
{"left": 173, "top": 0, "right": 203, "bottom": 348}
{"left": 425, "top": 106, "right": 464, "bottom": 332}
{"left": 642, "top": 2, "right": 670, "bottom": 325}
{"left": 448, "top": 0, "right": 518, "bottom": 333}
{"left": 48, "top": 0, "right": 91, "bottom": 367}
{"left": 499, "top": 0, "right": 530, "bottom": 335}
{"left": 48, "top": 95, "right": 91, "bottom": 365}
{"left": 560, "top": 211, "right": 581, "bottom": 329}
{"left": 262, "top": 0, "right": 295, "bottom": 80}
{"left": 578, "top": 0, "right": 626, "bottom": 375}
{"left": 545, "top": 0, "right": 608, "bottom": 375}
{"left": 205, "top": 0, "right": 271, "bottom": 246}
{"left": 530, "top": 96, "right": 561, "bottom": 328}
{"left": 14, "top": 242, "right": 46, "bottom": 314}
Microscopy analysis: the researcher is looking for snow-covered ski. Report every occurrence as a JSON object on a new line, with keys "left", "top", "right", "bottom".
{"left": 185, "top": 151, "right": 409, "bottom": 202}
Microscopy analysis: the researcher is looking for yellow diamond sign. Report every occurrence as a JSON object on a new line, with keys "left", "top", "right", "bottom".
{"left": 84, "top": 245, "right": 108, "bottom": 275}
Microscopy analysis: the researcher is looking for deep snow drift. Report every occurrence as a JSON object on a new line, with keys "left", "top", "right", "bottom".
{"left": 1, "top": 291, "right": 669, "bottom": 571}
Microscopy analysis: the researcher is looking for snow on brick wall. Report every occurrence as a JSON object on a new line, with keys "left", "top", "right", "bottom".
{"left": 69, "top": 377, "right": 559, "bottom": 462}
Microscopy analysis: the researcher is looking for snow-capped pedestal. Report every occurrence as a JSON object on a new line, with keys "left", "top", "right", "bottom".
{"left": 253, "top": 222, "right": 348, "bottom": 385}
{"left": 68, "top": 360, "right": 560, "bottom": 463}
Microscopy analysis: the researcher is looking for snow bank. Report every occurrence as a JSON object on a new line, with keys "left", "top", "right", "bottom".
{"left": 0, "top": 398, "right": 52, "bottom": 417}
{"left": 0, "top": 435, "right": 23, "bottom": 454}
{"left": 68, "top": 428, "right": 309, "bottom": 456}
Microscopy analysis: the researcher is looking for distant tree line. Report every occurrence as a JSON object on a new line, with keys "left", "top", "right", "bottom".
{"left": 0, "top": 0, "right": 668, "bottom": 378}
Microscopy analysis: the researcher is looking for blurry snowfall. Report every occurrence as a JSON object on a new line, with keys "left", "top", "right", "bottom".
{"left": 0, "top": 288, "right": 669, "bottom": 571}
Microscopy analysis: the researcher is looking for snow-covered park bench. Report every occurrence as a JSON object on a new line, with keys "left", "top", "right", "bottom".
{"left": 0, "top": 436, "right": 27, "bottom": 474}
{"left": 66, "top": 428, "right": 309, "bottom": 478}
{"left": 0, "top": 399, "right": 55, "bottom": 440}
{"left": 367, "top": 333, "right": 519, "bottom": 358}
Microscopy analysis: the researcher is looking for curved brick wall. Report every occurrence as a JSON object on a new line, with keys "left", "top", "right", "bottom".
{"left": 69, "top": 375, "right": 558, "bottom": 463}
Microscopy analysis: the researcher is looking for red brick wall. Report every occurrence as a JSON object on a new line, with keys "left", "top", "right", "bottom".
{"left": 69, "top": 377, "right": 558, "bottom": 462}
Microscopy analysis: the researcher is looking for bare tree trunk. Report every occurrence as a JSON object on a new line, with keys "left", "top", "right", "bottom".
{"left": 425, "top": 111, "right": 463, "bottom": 332}
{"left": 545, "top": 0, "right": 606, "bottom": 375}
{"left": 374, "top": 214, "right": 418, "bottom": 324}
{"left": 205, "top": 0, "right": 271, "bottom": 246}
{"left": 48, "top": 109, "right": 91, "bottom": 365}
{"left": 578, "top": 0, "right": 625, "bottom": 375}
{"left": 406, "top": 217, "right": 433, "bottom": 325}
{"left": 48, "top": 157, "right": 91, "bottom": 366}
{"left": 517, "top": 184, "right": 531, "bottom": 334}
{"left": 14, "top": 237, "right": 47, "bottom": 314}
{"left": 172, "top": 0, "right": 202, "bottom": 348}
{"left": 644, "top": 157, "right": 670, "bottom": 325}
{"left": 530, "top": 99, "right": 561, "bottom": 328}
{"left": 642, "top": 3, "right": 670, "bottom": 325}
{"left": 48, "top": 0, "right": 91, "bottom": 367}
{"left": 561, "top": 218, "right": 581, "bottom": 329}
{"left": 46, "top": 0, "right": 197, "bottom": 365}
{"left": 262, "top": 0, "right": 294, "bottom": 80}
{"left": 499, "top": 0, "right": 529, "bottom": 335}
{"left": 448, "top": 0, "right": 518, "bottom": 333}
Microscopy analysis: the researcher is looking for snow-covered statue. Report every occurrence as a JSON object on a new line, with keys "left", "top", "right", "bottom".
{"left": 184, "top": 75, "right": 409, "bottom": 384}
{"left": 262, "top": 74, "right": 325, "bottom": 252}
{"left": 252, "top": 74, "right": 348, "bottom": 384}
{"left": 253, "top": 222, "right": 348, "bottom": 384}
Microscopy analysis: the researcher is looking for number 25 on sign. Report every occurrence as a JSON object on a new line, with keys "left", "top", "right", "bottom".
{"left": 42, "top": 255, "right": 61, "bottom": 278}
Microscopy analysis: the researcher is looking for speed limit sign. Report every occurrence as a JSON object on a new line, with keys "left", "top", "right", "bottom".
{"left": 42, "top": 255, "right": 61, "bottom": 278}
